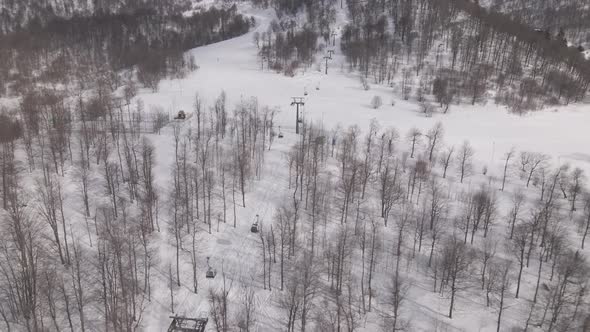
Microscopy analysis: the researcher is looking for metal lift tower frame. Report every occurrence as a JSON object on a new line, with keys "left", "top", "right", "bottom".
{"left": 291, "top": 97, "right": 305, "bottom": 134}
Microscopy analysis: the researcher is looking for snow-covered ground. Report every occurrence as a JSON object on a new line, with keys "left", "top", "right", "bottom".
{"left": 4, "top": 1, "right": 590, "bottom": 331}
{"left": 138, "top": 4, "right": 590, "bottom": 178}
{"left": 127, "top": 3, "right": 590, "bottom": 332}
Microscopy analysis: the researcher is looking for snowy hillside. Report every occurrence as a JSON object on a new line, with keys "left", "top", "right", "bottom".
{"left": 134, "top": 3, "right": 590, "bottom": 331}
{"left": 138, "top": 6, "right": 590, "bottom": 178}
{"left": 1, "top": 1, "right": 590, "bottom": 332}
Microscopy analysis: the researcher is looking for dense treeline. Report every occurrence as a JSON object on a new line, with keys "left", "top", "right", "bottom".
{"left": 0, "top": 5, "right": 252, "bottom": 95}
{"left": 487, "top": 0, "right": 590, "bottom": 48}
{"left": 340, "top": 0, "right": 590, "bottom": 112}
{"left": 0, "top": 83, "right": 275, "bottom": 330}
{"left": 0, "top": 0, "right": 190, "bottom": 33}
{"left": 252, "top": 0, "right": 336, "bottom": 75}
{"left": 255, "top": 23, "right": 320, "bottom": 74}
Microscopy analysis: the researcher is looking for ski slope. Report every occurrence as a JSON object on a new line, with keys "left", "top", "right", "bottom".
{"left": 137, "top": 4, "right": 590, "bottom": 177}
{"left": 134, "top": 2, "right": 590, "bottom": 331}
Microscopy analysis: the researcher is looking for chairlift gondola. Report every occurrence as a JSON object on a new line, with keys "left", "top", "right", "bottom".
{"left": 174, "top": 110, "right": 187, "bottom": 120}
{"left": 250, "top": 222, "right": 259, "bottom": 233}
{"left": 206, "top": 267, "right": 216, "bottom": 279}
{"left": 205, "top": 257, "right": 216, "bottom": 279}
{"left": 251, "top": 214, "right": 260, "bottom": 233}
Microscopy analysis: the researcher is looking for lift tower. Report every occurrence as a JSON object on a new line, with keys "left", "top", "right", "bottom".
{"left": 291, "top": 97, "right": 305, "bottom": 134}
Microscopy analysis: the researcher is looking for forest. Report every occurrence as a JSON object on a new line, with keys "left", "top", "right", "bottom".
{"left": 1, "top": 0, "right": 590, "bottom": 331}
{"left": 252, "top": 0, "right": 589, "bottom": 112}
{"left": 0, "top": 0, "right": 192, "bottom": 33}
{"left": 0, "top": 4, "right": 252, "bottom": 97}
{"left": 485, "top": 0, "right": 590, "bottom": 48}
{"left": 2, "top": 84, "right": 590, "bottom": 330}
{"left": 339, "top": 0, "right": 589, "bottom": 111}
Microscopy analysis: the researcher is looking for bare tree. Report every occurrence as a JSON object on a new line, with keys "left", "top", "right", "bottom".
{"left": 568, "top": 168, "right": 585, "bottom": 212}
{"left": 140, "top": 138, "right": 158, "bottom": 232}
{"left": 511, "top": 223, "right": 529, "bottom": 298}
{"left": 209, "top": 270, "right": 232, "bottom": 332}
{"left": 359, "top": 120, "right": 379, "bottom": 199}
{"left": 42, "top": 268, "right": 61, "bottom": 331}
{"left": 386, "top": 272, "right": 410, "bottom": 331}
{"left": 103, "top": 161, "right": 120, "bottom": 218}
{"left": 275, "top": 202, "right": 294, "bottom": 290}
{"left": 36, "top": 174, "right": 69, "bottom": 265}
{"left": 426, "top": 122, "right": 444, "bottom": 163}
{"left": 70, "top": 240, "right": 88, "bottom": 332}
{"left": 299, "top": 254, "right": 319, "bottom": 332}
{"left": 190, "top": 225, "right": 199, "bottom": 293}
{"left": 279, "top": 272, "right": 301, "bottom": 332}
{"left": 507, "top": 190, "right": 525, "bottom": 239}
{"left": 387, "top": 202, "right": 413, "bottom": 331}
{"left": 579, "top": 194, "right": 590, "bottom": 249}
{"left": 406, "top": 127, "right": 422, "bottom": 159}
{"left": 440, "top": 236, "right": 474, "bottom": 319}
{"left": 408, "top": 159, "right": 429, "bottom": 204}
{"left": 37, "top": 174, "right": 70, "bottom": 265}
{"left": 427, "top": 178, "right": 448, "bottom": 268}
{"left": 0, "top": 184, "right": 43, "bottom": 331}
{"left": 76, "top": 136, "right": 91, "bottom": 217}
{"left": 0, "top": 114, "right": 21, "bottom": 207}
{"left": 479, "top": 236, "right": 498, "bottom": 290}
{"left": 439, "top": 146, "right": 454, "bottom": 179}
{"left": 370, "top": 95, "right": 383, "bottom": 109}
{"left": 402, "top": 69, "right": 412, "bottom": 100}
{"left": 494, "top": 260, "right": 513, "bottom": 332}
{"left": 519, "top": 152, "right": 550, "bottom": 187}
{"left": 456, "top": 141, "right": 474, "bottom": 183}
{"left": 501, "top": 148, "right": 515, "bottom": 191}
{"left": 259, "top": 224, "right": 268, "bottom": 290}
{"left": 237, "top": 286, "right": 257, "bottom": 332}
{"left": 543, "top": 250, "right": 589, "bottom": 331}
{"left": 379, "top": 158, "right": 403, "bottom": 226}
{"left": 376, "top": 127, "right": 399, "bottom": 175}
